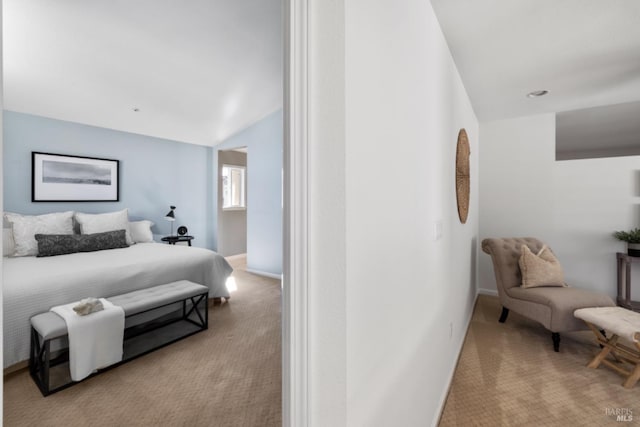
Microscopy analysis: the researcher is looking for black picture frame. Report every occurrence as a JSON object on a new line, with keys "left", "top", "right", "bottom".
{"left": 32, "top": 152, "right": 120, "bottom": 202}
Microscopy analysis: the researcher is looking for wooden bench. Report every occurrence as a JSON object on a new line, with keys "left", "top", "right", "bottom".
{"left": 29, "top": 280, "right": 208, "bottom": 396}
{"left": 574, "top": 306, "right": 640, "bottom": 389}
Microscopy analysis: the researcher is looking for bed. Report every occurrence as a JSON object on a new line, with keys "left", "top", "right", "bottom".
{"left": 3, "top": 242, "right": 232, "bottom": 368}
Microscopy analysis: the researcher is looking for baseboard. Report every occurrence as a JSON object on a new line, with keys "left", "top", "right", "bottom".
{"left": 432, "top": 293, "right": 477, "bottom": 427}
{"left": 433, "top": 288, "right": 498, "bottom": 423}
{"left": 4, "top": 360, "right": 28, "bottom": 376}
{"left": 477, "top": 288, "right": 498, "bottom": 297}
{"left": 245, "top": 268, "right": 282, "bottom": 280}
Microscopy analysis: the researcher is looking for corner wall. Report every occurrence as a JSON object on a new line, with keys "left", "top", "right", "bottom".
{"left": 479, "top": 114, "right": 640, "bottom": 301}
{"left": 344, "top": 1, "right": 479, "bottom": 425}
{"left": 213, "top": 110, "right": 283, "bottom": 276}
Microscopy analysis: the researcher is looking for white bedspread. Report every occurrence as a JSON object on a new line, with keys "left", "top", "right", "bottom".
{"left": 51, "top": 298, "right": 124, "bottom": 381}
{"left": 4, "top": 243, "right": 232, "bottom": 367}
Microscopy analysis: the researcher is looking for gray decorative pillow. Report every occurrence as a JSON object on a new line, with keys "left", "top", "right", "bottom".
{"left": 34, "top": 234, "right": 79, "bottom": 257}
{"left": 35, "top": 230, "right": 129, "bottom": 257}
{"left": 77, "top": 229, "right": 128, "bottom": 253}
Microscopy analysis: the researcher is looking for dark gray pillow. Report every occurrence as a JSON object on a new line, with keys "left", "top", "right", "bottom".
{"left": 78, "top": 229, "right": 129, "bottom": 253}
{"left": 34, "top": 234, "right": 79, "bottom": 257}
{"left": 35, "top": 230, "right": 129, "bottom": 257}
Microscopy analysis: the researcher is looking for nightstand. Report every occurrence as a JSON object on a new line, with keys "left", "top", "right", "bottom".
{"left": 161, "top": 235, "right": 194, "bottom": 247}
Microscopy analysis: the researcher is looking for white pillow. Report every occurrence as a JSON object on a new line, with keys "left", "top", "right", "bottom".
{"left": 4, "top": 211, "right": 75, "bottom": 257}
{"left": 3, "top": 228, "right": 15, "bottom": 257}
{"left": 75, "top": 209, "right": 133, "bottom": 245}
{"left": 129, "top": 220, "right": 154, "bottom": 243}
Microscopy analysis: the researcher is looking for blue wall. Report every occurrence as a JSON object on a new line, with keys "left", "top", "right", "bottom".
{"left": 214, "top": 110, "right": 283, "bottom": 275}
{"left": 3, "top": 111, "right": 214, "bottom": 249}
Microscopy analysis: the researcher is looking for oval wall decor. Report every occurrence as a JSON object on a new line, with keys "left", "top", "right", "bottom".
{"left": 455, "top": 128, "right": 470, "bottom": 224}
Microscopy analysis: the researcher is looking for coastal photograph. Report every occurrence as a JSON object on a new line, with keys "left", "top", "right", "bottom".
{"left": 42, "top": 160, "right": 112, "bottom": 185}
{"left": 32, "top": 152, "right": 119, "bottom": 201}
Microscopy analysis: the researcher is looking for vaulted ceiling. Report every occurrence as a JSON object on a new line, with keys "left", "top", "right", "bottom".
{"left": 3, "top": 0, "right": 283, "bottom": 147}
{"left": 5, "top": 1, "right": 639, "bottom": 147}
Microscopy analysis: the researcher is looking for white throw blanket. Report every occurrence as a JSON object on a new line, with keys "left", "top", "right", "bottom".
{"left": 50, "top": 298, "right": 125, "bottom": 381}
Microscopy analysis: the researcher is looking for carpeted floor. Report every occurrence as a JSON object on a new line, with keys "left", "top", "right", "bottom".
{"left": 439, "top": 295, "right": 639, "bottom": 426}
{"left": 3, "top": 255, "right": 282, "bottom": 427}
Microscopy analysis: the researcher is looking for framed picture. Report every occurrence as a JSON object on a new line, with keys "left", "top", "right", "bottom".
{"left": 32, "top": 152, "right": 120, "bottom": 202}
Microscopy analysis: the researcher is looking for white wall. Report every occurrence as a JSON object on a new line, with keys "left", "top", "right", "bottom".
{"left": 0, "top": 2, "right": 4, "bottom": 416}
{"left": 480, "top": 114, "right": 640, "bottom": 301}
{"left": 344, "top": 1, "right": 478, "bottom": 425}
{"left": 306, "top": 0, "right": 478, "bottom": 424}
{"left": 306, "top": 0, "right": 347, "bottom": 424}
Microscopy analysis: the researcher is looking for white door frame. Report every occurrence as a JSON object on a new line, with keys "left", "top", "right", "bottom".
{"left": 283, "top": 0, "right": 309, "bottom": 425}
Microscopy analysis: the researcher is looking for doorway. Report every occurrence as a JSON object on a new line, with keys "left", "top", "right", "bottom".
{"left": 217, "top": 147, "right": 248, "bottom": 257}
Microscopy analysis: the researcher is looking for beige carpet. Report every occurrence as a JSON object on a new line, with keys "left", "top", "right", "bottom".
{"left": 4, "top": 255, "right": 281, "bottom": 427}
{"left": 440, "top": 295, "right": 639, "bottom": 426}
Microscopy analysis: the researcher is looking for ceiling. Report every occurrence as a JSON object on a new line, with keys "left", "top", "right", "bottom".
{"left": 430, "top": 0, "right": 640, "bottom": 122}
{"left": 5, "top": 1, "right": 639, "bottom": 145}
{"left": 3, "top": 0, "right": 283, "bottom": 147}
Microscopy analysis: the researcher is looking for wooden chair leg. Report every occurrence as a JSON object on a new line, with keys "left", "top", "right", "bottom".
{"left": 623, "top": 362, "right": 640, "bottom": 389}
{"left": 584, "top": 322, "right": 623, "bottom": 365}
{"left": 498, "top": 307, "right": 509, "bottom": 323}
{"left": 623, "top": 342, "right": 640, "bottom": 389}
{"left": 587, "top": 335, "right": 618, "bottom": 369}
{"left": 599, "top": 329, "right": 606, "bottom": 349}
{"left": 582, "top": 321, "right": 640, "bottom": 387}
{"left": 552, "top": 332, "right": 560, "bottom": 352}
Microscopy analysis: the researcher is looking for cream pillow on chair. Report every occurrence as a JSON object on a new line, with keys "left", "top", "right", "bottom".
{"left": 519, "top": 244, "right": 566, "bottom": 288}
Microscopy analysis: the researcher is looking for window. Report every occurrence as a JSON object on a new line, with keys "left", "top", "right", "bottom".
{"left": 222, "top": 165, "right": 246, "bottom": 209}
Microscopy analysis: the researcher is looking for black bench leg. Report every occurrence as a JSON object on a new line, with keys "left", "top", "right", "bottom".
{"left": 43, "top": 339, "right": 51, "bottom": 394}
{"left": 498, "top": 307, "right": 509, "bottom": 323}
{"left": 552, "top": 332, "right": 560, "bottom": 352}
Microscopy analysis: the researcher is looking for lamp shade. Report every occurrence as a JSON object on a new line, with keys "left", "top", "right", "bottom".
{"left": 165, "top": 206, "right": 176, "bottom": 221}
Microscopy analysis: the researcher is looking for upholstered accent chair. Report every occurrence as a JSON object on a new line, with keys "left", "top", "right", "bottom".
{"left": 482, "top": 237, "right": 615, "bottom": 352}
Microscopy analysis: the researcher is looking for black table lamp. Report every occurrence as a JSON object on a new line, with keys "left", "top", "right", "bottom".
{"left": 165, "top": 205, "right": 176, "bottom": 236}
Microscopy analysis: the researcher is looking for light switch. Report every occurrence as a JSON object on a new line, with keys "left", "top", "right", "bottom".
{"left": 434, "top": 220, "right": 443, "bottom": 241}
